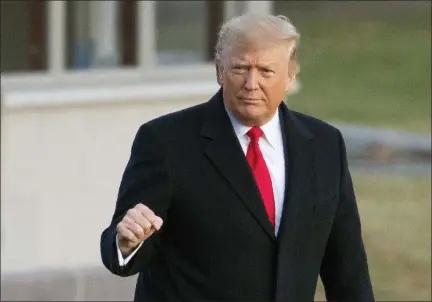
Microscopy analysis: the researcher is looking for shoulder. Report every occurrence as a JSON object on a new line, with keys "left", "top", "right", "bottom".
{"left": 135, "top": 101, "right": 209, "bottom": 138}
{"left": 288, "top": 110, "right": 350, "bottom": 168}
{"left": 291, "top": 110, "right": 341, "bottom": 137}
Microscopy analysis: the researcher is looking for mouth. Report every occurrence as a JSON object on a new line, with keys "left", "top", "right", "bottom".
{"left": 242, "top": 100, "right": 262, "bottom": 106}
{"left": 240, "top": 98, "right": 262, "bottom": 102}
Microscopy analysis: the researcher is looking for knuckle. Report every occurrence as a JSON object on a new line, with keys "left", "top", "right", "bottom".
{"left": 151, "top": 216, "right": 162, "bottom": 228}
{"left": 147, "top": 207, "right": 155, "bottom": 216}
{"left": 134, "top": 222, "right": 142, "bottom": 231}
{"left": 127, "top": 210, "right": 141, "bottom": 223}
{"left": 142, "top": 206, "right": 154, "bottom": 216}
{"left": 148, "top": 213, "right": 157, "bottom": 222}
{"left": 135, "top": 227, "right": 145, "bottom": 239}
{"left": 132, "top": 222, "right": 142, "bottom": 233}
{"left": 143, "top": 218, "right": 151, "bottom": 227}
{"left": 117, "top": 226, "right": 128, "bottom": 238}
{"left": 117, "top": 221, "right": 125, "bottom": 231}
{"left": 136, "top": 203, "right": 145, "bottom": 209}
{"left": 127, "top": 208, "right": 135, "bottom": 217}
{"left": 144, "top": 221, "right": 152, "bottom": 232}
{"left": 124, "top": 215, "right": 134, "bottom": 224}
{"left": 121, "top": 218, "right": 131, "bottom": 229}
{"left": 136, "top": 203, "right": 147, "bottom": 212}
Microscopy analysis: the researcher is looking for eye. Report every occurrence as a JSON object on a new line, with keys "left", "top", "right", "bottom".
{"left": 231, "top": 65, "right": 247, "bottom": 74}
{"left": 261, "top": 68, "right": 274, "bottom": 76}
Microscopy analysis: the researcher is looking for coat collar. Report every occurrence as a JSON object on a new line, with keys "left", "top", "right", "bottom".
{"left": 201, "top": 88, "right": 315, "bottom": 242}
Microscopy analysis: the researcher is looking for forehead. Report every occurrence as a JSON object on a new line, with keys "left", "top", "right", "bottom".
{"left": 228, "top": 43, "right": 289, "bottom": 65}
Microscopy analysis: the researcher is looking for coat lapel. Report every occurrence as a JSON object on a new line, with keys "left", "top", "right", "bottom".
{"left": 275, "top": 102, "right": 317, "bottom": 301}
{"left": 201, "top": 89, "right": 276, "bottom": 241}
{"left": 276, "top": 103, "right": 316, "bottom": 241}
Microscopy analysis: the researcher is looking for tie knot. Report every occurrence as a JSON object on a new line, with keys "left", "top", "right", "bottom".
{"left": 247, "top": 126, "right": 264, "bottom": 142}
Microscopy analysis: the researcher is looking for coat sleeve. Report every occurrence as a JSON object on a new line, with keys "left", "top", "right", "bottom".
{"left": 100, "top": 122, "right": 172, "bottom": 277}
{"left": 320, "top": 129, "right": 375, "bottom": 301}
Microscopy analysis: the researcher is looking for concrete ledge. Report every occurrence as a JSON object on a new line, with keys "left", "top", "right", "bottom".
{"left": 1, "top": 266, "right": 137, "bottom": 301}
{"left": 1, "top": 66, "right": 301, "bottom": 110}
{"left": 2, "top": 80, "right": 220, "bottom": 110}
{"left": 1, "top": 64, "right": 217, "bottom": 110}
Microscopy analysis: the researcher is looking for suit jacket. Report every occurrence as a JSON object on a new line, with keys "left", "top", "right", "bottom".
{"left": 100, "top": 88, "right": 374, "bottom": 301}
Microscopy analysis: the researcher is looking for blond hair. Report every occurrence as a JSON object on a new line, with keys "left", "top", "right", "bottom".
{"left": 215, "top": 13, "right": 300, "bottom": 75}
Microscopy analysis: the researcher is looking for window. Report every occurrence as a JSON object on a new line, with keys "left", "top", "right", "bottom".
{"left": 1, "top": 0, "right": 229, "bottom": 74}
{"left": 225, "top": 1, "right": 247, "bottom": 20}
{"left": 65, "top": 0, "right": 137, "bottom": 69}
{"left": 156, "top": 1, "right": 222, "bottom": 65}
{"left": 1, "top": 0, "right": 47, "bottom": 73}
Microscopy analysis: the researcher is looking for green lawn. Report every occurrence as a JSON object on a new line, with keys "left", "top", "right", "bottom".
{"left": 286, "top": 9, "right": 431, "bottom": 133}
{"left": 314, "top": 171, "right": 431, "bottom": 301}
{"left": 157, "top": 7, "right": 431, "bottom": 133}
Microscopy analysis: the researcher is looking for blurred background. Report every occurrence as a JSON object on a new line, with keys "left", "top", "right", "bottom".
{"left": 1, "top": 0, "right": 430, "bottom": 301}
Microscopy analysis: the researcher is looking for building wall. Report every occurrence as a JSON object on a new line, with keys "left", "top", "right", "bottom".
{"left": 0, "top": 94, "right": 215, "bottom": 300}
{"left": 1, "top": 95, "right": 211, "bottom": 273}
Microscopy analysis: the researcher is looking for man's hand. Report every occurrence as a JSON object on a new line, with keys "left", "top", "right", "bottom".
{"left": 116, "top": 203, "right": 163, "bottom": 257}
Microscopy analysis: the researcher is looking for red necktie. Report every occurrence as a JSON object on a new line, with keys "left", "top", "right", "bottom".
{"left": 246, "top": 126, "right": 276, "bottom": 228}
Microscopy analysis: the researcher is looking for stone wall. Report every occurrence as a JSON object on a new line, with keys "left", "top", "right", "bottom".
{"left": 1, "top": 95, "right": 209, "bottom": 300}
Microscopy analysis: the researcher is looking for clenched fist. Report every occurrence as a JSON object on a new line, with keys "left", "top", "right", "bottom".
{"left": 116, "top": 203, "right": 163, "bottom": 257}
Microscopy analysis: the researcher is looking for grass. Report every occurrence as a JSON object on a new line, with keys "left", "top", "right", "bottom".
{"left": 314, "top": 171, "right": 431, "bottom": 301}
{"left": 285, "top": 9, "right": 431, "bottom": 133}
{"left": 156, "top": 12, "right": 432, "bottom": 299}
{"left": 158, "top": 5, "right": 431, "bottom": 133}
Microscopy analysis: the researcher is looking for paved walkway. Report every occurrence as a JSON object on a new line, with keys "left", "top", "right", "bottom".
{"left": 334, "top": 122, "right": 431, "bottom": 163}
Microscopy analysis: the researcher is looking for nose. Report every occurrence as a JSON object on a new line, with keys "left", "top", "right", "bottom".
{"left": 244, "top": 70, "right": 259, "bottom": 91}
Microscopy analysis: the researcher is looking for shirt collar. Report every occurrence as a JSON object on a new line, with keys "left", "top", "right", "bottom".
{"left": 225, "top": 106, "right": 281, "bottom": 149}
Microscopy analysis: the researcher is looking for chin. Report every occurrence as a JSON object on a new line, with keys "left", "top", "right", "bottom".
{"left": 242, "top": 103, "right": 265, "bottom": 114}
{"left": 238, "top": 106, "right": 267, "bottom": 125}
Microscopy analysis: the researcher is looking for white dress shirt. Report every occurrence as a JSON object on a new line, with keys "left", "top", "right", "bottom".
{"left": 117, "top": 107, "right": 286, "bottom": 266}
{"left": 224, "top": 107, "right": 286, "bottom": 235}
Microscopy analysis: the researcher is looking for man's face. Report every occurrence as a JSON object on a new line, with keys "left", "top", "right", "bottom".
{"left": 218, "top": 43, "right": 297, "bottom": 126}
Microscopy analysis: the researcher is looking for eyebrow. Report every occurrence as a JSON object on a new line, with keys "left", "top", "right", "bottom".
{"left": 230, "top": 61, "right": 276, "bottom": 70}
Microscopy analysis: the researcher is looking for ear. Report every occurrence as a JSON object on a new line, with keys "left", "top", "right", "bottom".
{"left": 285, "top": 53, "right": 299, "bottom": 92}
{"left": 284, "top": 75, "right": 297, "bottom": 93}
{"left": 285, "top": 67, "right": 297, "bottom": 92}
{"left": 215, "top": 61, "right": 224, "bottom": 86}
